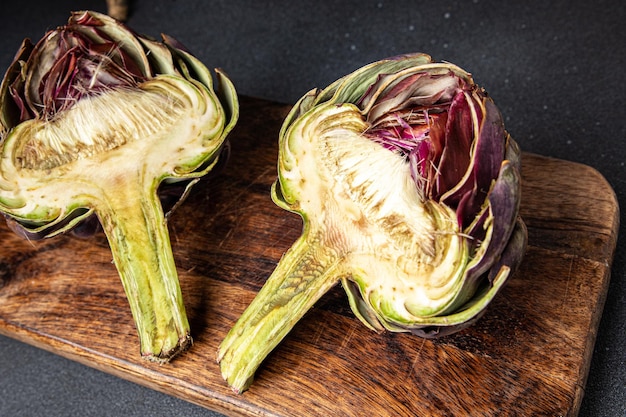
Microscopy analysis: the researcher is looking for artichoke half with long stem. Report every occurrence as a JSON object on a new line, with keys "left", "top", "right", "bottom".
{"left": 0, "top": 11, "right": 238, "bottom": 362}
{"left": 218, "top": 53, "right": 527, "bottom": 392}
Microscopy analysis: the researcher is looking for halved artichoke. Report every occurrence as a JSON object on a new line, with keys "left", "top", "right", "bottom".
{"left": 218, "top": 53, "right": 526, "bottom": 392}
{"left": 0, "top": 11, "right": 238, "bottom": 362}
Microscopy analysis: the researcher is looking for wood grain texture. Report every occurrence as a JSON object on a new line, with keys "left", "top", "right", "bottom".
{"left": 0, "top": 97, "right": 619, "bottom": 417}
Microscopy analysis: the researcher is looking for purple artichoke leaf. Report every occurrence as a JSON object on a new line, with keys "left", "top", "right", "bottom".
{"left": 435, "top": 91, "right": 476, "bottom": 202}
{"left": 0, "top": 39, "right": 34, "bottom": 129}
{"left": 505, "top": 134, "right": 523, "bottom": 173}
{"left": 487, "top": 217, "right": 528, "bottom": 283}
{"left": 160, "top": 33, "right": 191, "bottom": 54}
{"left": 366, "top": 72, "right": 461, "bottom": 125}
{"left": 442, "top": 95, "right": 507, "bottom": 228}
{"left": 464, "top": 159, "right": 522, "bottom": 287}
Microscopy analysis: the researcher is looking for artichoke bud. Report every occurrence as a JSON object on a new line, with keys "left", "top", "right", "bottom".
{"left": 0, "top": 11, "right": 239, "bottom": 362}
{"left": 218, "top": 53, "right": 526, "bottom": 392}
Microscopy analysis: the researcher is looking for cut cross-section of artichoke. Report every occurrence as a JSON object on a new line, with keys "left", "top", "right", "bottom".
{"left": 0, "top": 11, "right": 239, "bottom": 362}
{"left": 218, "top": 53, "right": 526, "bottom": 392}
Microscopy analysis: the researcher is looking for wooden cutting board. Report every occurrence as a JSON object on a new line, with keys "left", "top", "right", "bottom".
{"left": 0, "top": 97, "right": 619, "bottom": 417}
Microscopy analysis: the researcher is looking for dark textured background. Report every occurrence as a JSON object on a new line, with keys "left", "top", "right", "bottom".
{"left": 0, "top": 1, "right": 624, "bottom": 416}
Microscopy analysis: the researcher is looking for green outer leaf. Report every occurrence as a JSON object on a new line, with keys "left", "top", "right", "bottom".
{"left": 138, "top": 37, "right": 177, "bottom": 76}
{"left": 215, "top": 68, "right": 239, "bottom": 138}
{"left": 316, "top": 53, "right": 433, "bottom": 105}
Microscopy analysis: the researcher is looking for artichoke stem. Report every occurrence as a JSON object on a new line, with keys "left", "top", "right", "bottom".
{"left": 97, "top": 177, "right": 191, "bottom": 363}
{"left": 218, "top": 230, "right": 340, "bottom": 393}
